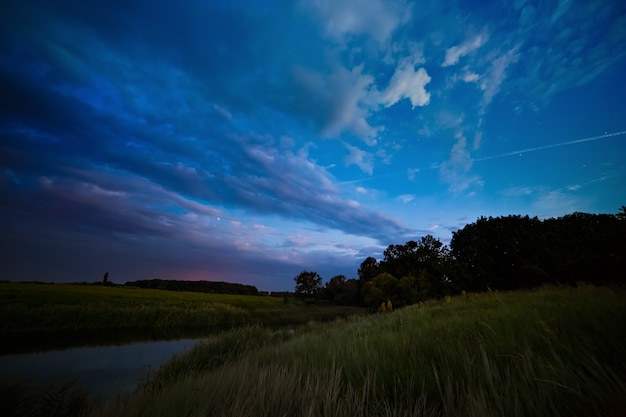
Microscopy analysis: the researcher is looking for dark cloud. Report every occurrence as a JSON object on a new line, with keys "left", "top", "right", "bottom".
{"left": 0, "top": 1, "right": 417, "bottom": 289}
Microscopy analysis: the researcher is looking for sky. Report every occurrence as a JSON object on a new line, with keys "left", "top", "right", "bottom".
{"left": 1, "top": 0, "right": 625, "bottom": 291}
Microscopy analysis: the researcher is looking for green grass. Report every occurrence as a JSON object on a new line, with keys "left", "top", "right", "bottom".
{"left": 0, "top": 282, "right": 363, "bottom": 352}
{"left": 95, "top": 285, "right": 626, "bottom": 417}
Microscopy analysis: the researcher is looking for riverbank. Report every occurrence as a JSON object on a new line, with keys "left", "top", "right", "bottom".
{"left": 3, "top": 285, "right": 625, "bottom": 416}
{"left": 98, "top": 285, "right": 626, "bottom": 417}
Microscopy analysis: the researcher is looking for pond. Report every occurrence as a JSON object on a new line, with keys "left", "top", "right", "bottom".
{"left": 0, "top": 338, "right": 200, "bottom": 403}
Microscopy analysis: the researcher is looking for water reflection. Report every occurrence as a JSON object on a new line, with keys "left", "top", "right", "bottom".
{"left": 0, "top": 338, "right": 198, "bottom": 402}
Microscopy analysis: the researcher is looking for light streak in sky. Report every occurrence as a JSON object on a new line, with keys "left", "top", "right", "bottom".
{"left": 475, "top": 130, "right": 626, "bottom": 162}
{"left": 342, "top": 130, "right": 626, "bottom": 185}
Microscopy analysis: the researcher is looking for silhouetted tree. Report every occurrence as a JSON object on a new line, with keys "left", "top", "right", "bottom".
{"left": 324, "top": 275, "right": 360, "bottom": 305}
{"left": 293, "top": 271, "right": 322, "bottom": 300}
{"left": 358, "top": 257, "right": 380, "bottom": 284}
{"left": 102, "top": 272, "right": 109, "bottom": 285}
{"left": 377, "top": 235, "right": 452, "bottom": 300}
{"left": 449, "top": 210, "right": 626, "bottom": 291}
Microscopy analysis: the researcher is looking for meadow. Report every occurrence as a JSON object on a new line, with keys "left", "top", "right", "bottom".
{"left": 88, "top": 284, "right": 626, "bottom": 417}
{"left": 0, "top": 282, "right": 362, "bottom": 353}
{"left": 3, "top": 284, "right": 625, "bottom": 416}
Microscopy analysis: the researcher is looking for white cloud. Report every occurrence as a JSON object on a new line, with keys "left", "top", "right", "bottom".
{"left": 418, "top": 124, "right": 432, "bottom": 137}
{"left": 293, "top": 64, "right": 382, "bottom": 144}
{"left": 343, "top": 143, "right": 374, "bottom": 174}
{"left": 407, "top": 167, "right": 420, "bottom": 180}
{"left": 355, "top": 186, "right": 368, "bottom": 194}
{"left": 442, "top": 33, "right": 488, "bottom": 67}
{"left": 398, "top": 194, "right": 415, "bottom": 203}
{"left": 500, "top": 186, "right": 534, "bottom": 197}
{"left": 439, "top": 133, "right": 482, "bottom": 193}
{"left": 301, "top": 0, "right": 412, "bottom": 46}
{"left": 378, "top": 61, "right": 431, "bottom": 108}
{"left": 479, "top": 46, "right": 520, "bottom": 110}
{"left": 286, "top": 235, "right": 311, "bottom": 247}
{"left": 462, "top": 71, "right": 480, "bottom": 83}
{"left": 213, "top": 104, "right": 232, "bottom": 120}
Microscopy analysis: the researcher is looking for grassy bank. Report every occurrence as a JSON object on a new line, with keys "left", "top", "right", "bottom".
{"left": 95, "top": 285, "right": 626, "bottom": 417}
{"left": 0, "top": 282, "right": 363, "bottom": 353}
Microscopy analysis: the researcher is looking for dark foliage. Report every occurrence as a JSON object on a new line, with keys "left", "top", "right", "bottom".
{"left": 293, "top": 271, "right": 322, "bottom": 300}
{"left": 450, "top": 212, "right": 626, "bottom": 291}
{"left": 333, "top": 208, "right": 626, "bottom": 308}
{"left": 124, "top": 279, "right": 259, "bottom": 295}
{"left": 321, "top": 275, "right": 360, "bottom": 305}
{"left": 358, "top": 235, "right": 453, "bottom": 308}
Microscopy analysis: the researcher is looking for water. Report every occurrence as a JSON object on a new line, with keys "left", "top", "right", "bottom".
{"left": 0, "top": 338, "right": 199, "bottom": 402}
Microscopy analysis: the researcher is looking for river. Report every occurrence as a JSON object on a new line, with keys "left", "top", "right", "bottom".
{"left": 0, "top": 338, "right": 199, "bottom": 403}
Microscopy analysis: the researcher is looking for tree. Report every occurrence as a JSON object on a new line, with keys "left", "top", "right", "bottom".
{"left": 103, "top": 272, "right": 109, "bottom": 285}
{"left": 376, "top": 235, "right": 451, "bottom": 300}
{"left": 361, "top": 272, "right": 400, "bottom": 308}
{"left": 324, "top": 275, "right": 360, "bottom": 305}
{"left": 293, "top": 271, "right": 322, "bottom": 300}
{"left": 358, "top": 257, "right": 379, "bottom": 284}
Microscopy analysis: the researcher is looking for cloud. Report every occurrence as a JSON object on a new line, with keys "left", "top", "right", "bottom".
{"left": 439, "top": 133, "right": 482, "bottom": 193}
{"left": 300, "top": 0, "right": 412, "bottom": 46}
{"left": 479, "top": 46, "right": 520, "bottom": 110}
{"left": 343, "top": 143, "right": 374, "bottom": 175}
{"left": 0, "top": 11, "right": 416, "bottom": 260}
{"left": 462, "top": 71, "right": 480, "bottom": 83}
{"left": 442, "top": 32, "right": 488, "bottom": 67}
{"left": 290, "top": 64, "right": 381, "bottom": 143}
{"left": 506, "top": 0, "right": 626, "bottom": 110}
{"left": 3, "top": 0, "right": 624, "bottom": 289}
{"left": 398, "top": 194, "right": 415, "bottom": 203}
{"left": 378, "top": 61, "right": 431, "bottom": 108}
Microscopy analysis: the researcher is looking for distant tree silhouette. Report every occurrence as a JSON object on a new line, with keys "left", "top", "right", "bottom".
{"left": 124, "top": 279, "right": 259, "bottom": 295}
{"left": 103, "top": 272, "right": 109, "bottom": 285}
{"left": 293, "top": 271, "right": 322, "bottom": 300}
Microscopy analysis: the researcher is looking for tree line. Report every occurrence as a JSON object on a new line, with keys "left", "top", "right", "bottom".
{"left": 125, "top": 279, "right": 259, "bottom": 295}
{"left": 294, "top": 208, "right": 626, "bottom": 309}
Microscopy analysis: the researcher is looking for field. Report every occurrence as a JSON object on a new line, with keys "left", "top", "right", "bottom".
{"left": 3, "top": 284, "right": 625, "bottom": 417}
{"left": 89, "top": 284, "right": 626, "bottom": 417}
{"left": 0, "top": 282, "right": 362, "bottom": 353}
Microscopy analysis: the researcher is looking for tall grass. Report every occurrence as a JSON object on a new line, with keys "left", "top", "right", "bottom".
{"left": 0, "top": 377, "right": 92, "bottom": 417}
{"left": 97, "top": 285, "right": 626, "bottom": 417}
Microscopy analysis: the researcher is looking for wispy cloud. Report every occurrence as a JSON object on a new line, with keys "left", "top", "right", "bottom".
{"left": 442, "top": 32, "right": 488, "bottom": 67}
{"left": 300, "top": 0, "right": 412, "bottom": 47}
{"left": 344, "top": 143, "right": 375, "bottom": 175}
{"left": 478, "top": 46, "right": 519, "bottom": 111}
{"left": 398, "top": 194, "right": 415, "bottom": 203}
{"left": 439, "top": 133, "right": 483, "bottom": 193}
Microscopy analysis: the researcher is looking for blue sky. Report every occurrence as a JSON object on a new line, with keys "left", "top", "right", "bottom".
{"left": 1, "top": 0, "right": 625, "bottom": 291}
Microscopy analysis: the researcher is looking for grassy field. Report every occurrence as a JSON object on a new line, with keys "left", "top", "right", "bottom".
{"left": 89, "top": 285, "right": 626, "bottom": 417}
{"left": 0, "top": 282, "right": 363, "bottom": 353}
